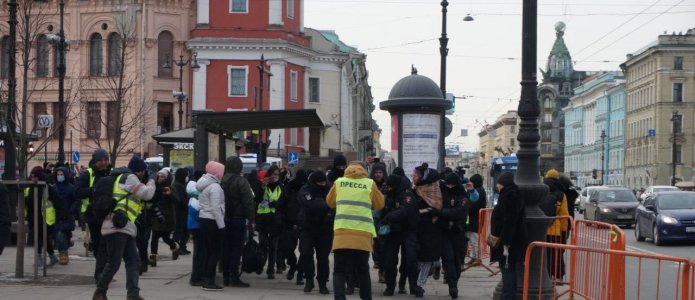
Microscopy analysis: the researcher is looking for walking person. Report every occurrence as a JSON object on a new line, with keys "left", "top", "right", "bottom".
{"left": 92, "top": 156, "right": 156, "bottom": 300}
{"left": 297, "top": 171, "right": 333, "bottom": 294}
{"left": 25, "top": 167, "right": 58, "bottom": 266}
{"left": 186, "top": 180, "right": 204, "bottom": 286}
{"left": 278, "top": 169, "right": 307, "bottom": 282}
{"left": 220, "top": 156, "right": 256, "bottom": 287}
{"left": 255, "top": 165, "right": 283, "bottom": 279}
{"left": 196, "top": 161, "right": 226, "bottom": 291}
{"left": 48, "top": 166, "right": 79, "bottom": 265}
{"left": 327, "top": 162, "right": 385, "bottom": 300}
{"left": 74, "top": 149, "right": 112, "bottom": 258}
{"left": 466, "top": 174, "right": 487, "bottom": 266}
{"left": 542, "top": 169, "right": 569, "bottom": 280}
{"left": 411, "top": 163, "right": 443, "bottom": 297}
{"left": 172, "top": 168, "right": 191, "bottom": 255}
{"left": 489, "top": 172, "right": 526, "bottom": 300}
{"left": 380, "top": 174, "right": 420, "bottom": 297}
{"left": 149, "top": 169, "right": 180, "bottom": 266}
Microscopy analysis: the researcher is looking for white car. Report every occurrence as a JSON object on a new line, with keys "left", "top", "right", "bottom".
{"left": 579, "top": 186, "right": 602, "bottom": 214}
{"left": 640, "top": 185, "right": 679, "bottom": 202}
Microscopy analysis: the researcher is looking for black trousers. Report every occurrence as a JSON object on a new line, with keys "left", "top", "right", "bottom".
{"left": 441, "top": 231, "right": 464, "bottom": 284}
{"left": 299, "top": 227, "right": 332, "bottom": 284}
{"left": 88, "top": 221, "right": 102, "bottom": 257}
{"left": 199, "top": 219, "right": 223, "bottom": 285}
{"left": 278, "top": 225, "right": 300, "bottom": 271}
{"left": 383, "top": 232, "right": 419, "bottom": 291}
{"left": 150, "top": 230, "right": 176, "bottom": 254}
{"left": 333, "top": 249, "right": 371, "bottom": 300}
{"left": 135, "top": 223, "right": 152, "bottom": 265}
{"left": 173, "top": 213, "right": 189, "bottom": 251}
{"left": 258, "top": 228, "right": 279, "bottom": 274}
{"left": 95, "top": 232, "right": 140, "bottom": 297}
{"left": 221, "top": 218, "right": 247, "bottom": 279}
{"left": 190, "top": 229, "right": 204, "bottom": 283}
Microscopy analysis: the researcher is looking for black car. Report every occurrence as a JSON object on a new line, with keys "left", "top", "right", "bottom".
{"left": 635, "top": 191, "right": 695, "bottom": 246}
{"left": 584, "top": 187, "right": 639, "bottom": 227}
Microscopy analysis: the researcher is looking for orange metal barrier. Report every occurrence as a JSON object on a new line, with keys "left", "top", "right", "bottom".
{"left": 523, "top": 241, "right": 692, "bottom": 300}
{"left": 464, "top": 208, "right": 500, "bottom": 275}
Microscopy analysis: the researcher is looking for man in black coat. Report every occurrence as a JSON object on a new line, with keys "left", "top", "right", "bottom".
{"left": 466, "top": 174, "right": 487, "bottom": 265}
{"left": 380, "top": 174, "right": 420, "bottom": 297}
{"left": 73, "top": 149, "right": 112, "bottom": 262}
{"left": 297, "top": 171, "right": 333, "bottom": 294}
{"left": 172, "top": 168, "right": 190, "bottom": 255}
{"left": 277, "top": 169, "right": 308, "bottom": 282}
{"left": 438, "top": 173, "right": 469, "bottom": 299}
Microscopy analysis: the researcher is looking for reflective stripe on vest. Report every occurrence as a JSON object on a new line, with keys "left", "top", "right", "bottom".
{"left": 257, "top": 185, "right": 282, "bottom": 215}
{"left": 333, "top": 177, "right": 376, "bottom": 237}
{"left": 112, "top": 174, "right": 141, "bottom": 222}
{"left": 80, "top": 168, "right": 96, "bottom": 213}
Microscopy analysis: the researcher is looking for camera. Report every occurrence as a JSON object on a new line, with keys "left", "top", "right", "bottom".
{"left": 373, "top": 158, "right": 380, "bottom": 163}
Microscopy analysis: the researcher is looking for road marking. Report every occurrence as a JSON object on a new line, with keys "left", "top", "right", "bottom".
{"left": 626, "top": 245, "right": 663, "bottom": 256}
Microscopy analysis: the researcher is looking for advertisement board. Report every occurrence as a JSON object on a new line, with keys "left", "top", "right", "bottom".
{"left": 401, "top": 114, "right": 440, "bottom": 173}
{"left": 170, "top": 150, "right": 194, "bottom": 169}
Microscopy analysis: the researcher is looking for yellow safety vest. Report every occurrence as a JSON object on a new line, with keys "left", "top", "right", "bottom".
{"left": 81, "top": 168, "right": 96, "bottom": 213}
{"left": 112, "top": 174, "right": 141, "bottom": 223}
{"left": 333, "top": 177, "right": 377, "bottom": 237}
{"left": 257, "top": 185, "right": 282, "bottom": 215}
{"left": 45, "top": 194, "right": 55, "bottom": 226}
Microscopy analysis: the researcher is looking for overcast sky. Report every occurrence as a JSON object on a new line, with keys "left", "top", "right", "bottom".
{"left": 304, "top": 0, "right": 694, "bottom": 153}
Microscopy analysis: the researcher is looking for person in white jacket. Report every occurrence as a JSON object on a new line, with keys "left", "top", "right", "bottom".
{"left": 197, "top": 161, "right": 226, "bottom": 291}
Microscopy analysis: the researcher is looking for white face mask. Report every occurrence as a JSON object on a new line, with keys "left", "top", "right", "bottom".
{"left": 57, "top": 175, "right": 66, "bottom": 183}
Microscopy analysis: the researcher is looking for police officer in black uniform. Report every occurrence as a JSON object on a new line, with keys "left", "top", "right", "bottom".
{"left": 380, "top": 174, "right": 420, "bottom": 297}
{"left": 297, "top": 171, "right": 333, "bottom": 294}
{"left": 438, "top": 173, "right": 469, "bottom": 299}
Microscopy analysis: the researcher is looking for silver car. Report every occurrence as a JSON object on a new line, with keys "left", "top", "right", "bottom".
{"left": 585, "top": 187, "right": 640, "bottom": 227}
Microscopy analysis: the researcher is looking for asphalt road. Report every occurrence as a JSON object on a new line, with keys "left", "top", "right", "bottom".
{"left": 574, "top": 210, "right": 695, "bottom": 299}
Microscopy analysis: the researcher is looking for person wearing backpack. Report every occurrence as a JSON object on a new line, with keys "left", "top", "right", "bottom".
{"left": 197, "top": 161, "right": 226, "bottom": 291}
{"left": 92, "top": 156, "right": 156, "bottom": 300}
{"left": 220, "top": 156, "right": 255, "bottom": 288}
{"left": 74, "top": 149, "right": 111, "bottom": 259}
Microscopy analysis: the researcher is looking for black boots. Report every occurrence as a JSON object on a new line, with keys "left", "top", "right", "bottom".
{"left": 318, "top": 282, "right": 329, "bottom": 295}
{"left": 303, "top": 279, "right": 314, "bottom": 293}
{"left": 448, "top": 282, "right": 458, "bottom": 299}
{"left": 225, "top": 277, "right": 250, "bottom": 288}
{"left": 383, "top": 289, "right": 395, "bottom": 296}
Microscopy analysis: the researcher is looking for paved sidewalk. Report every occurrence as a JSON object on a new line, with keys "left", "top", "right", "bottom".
{"left": 0, "top": 235, "right": 499, "bottom": 300}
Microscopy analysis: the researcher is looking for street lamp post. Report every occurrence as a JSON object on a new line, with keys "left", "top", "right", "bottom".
{"left": 493, "top": 0, "right": 553, "bottom": 298}
{"left": 163, "top": 52, "right": 200, "bottom": 130}
{"left": 600, "top": 129, "right": 606, "bottom": 185}
{"left": 57, "top": 0, "right": 66, "bottom": 164}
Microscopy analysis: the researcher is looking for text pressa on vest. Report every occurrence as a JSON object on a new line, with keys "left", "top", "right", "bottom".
{"left": 339, "top": 181, "right": 369, "bottom": 189}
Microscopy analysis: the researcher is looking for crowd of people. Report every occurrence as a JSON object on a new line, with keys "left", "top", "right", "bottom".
{"left": 1, "top": 148, "right": 556, "bottom": 300}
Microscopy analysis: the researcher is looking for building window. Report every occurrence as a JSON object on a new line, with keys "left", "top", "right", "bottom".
{"left": 674, "top": 56, "right": 683, "bottom": 70}
{"left": 157, "top": 31, "right": 173, "bottom": 78}
{"left": 290, "top": 127, "right": 298, "bottom": 145}
{"left": 510, "top": 125, "right": 516, "bottom": 133}
{"left": 230, "top": 0, "right": 248, "bottom": 13}
{"left": 87, "top": 102, "right": 101, "bottom": 138}
{"left": 510, "top": 138, "right": 515, "bottom": 147}
{"left": 89, "top": 33, "right": 103, "bottom": 76}
{"left": 107, "top": 33, "right": 122, "bottom": 76}
{"left": 157, "top": 102, "right": 173, "bottom": 134}
{"left": 543, "top": 113, "right": 553, "bottom": 123}
{"left": 227, "top": 66, "right": 248, "bottom": 97}
{"left": 309, "top": 77, "right": 320, "bottom": 103}
{"left": 287, "top": 0, "right": 295, "bottom": 19}
{"left": 673, "top": 82, "right": 683, "bottom": 102}
{"left": 290, "top": 70, "right": 298, "bottom": 101}
{"left": 674, "top": 114, "right": 682, "bottom": 134}
{"left": 106, "top": 102, "right": 118, "bottom": 139}
{"left": 35, "top": 34, "right": 49, "bottom": 77}
{"left": 0, "top": 36, "right": 9, "bottom": 79}
{"left": 674, "top": 144, "right": 682, "bottom": 164}
{"left": 33, "top": 103, "right": 47, "bottom": 138}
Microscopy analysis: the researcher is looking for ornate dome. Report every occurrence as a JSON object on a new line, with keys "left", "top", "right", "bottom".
{"left": 380, "top": 67, "right": 450, "bottom": 112}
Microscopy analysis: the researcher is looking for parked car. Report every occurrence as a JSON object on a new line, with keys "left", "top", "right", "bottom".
{"left": 635, "top": 191, "right": 695, "bottom": 245}
{"left": 579, "top": 186, "right": 602, "bottom": 214}
{"left": 584, "top": 187, "right": 639, "bottom": 227}
{"left": 640, "top": 185, "right": 679, "bottom": 202}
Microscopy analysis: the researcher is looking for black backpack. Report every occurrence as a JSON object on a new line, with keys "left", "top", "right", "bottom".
{"left": 88, "top": 168, "right": 131, "bottom": 223}
{"left": 242, "top": 236, "right": 267, "bottom": 274}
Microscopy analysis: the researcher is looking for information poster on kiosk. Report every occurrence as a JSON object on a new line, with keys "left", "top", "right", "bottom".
{"left": 401, "top": 114, "right": 440, "bottom": 173}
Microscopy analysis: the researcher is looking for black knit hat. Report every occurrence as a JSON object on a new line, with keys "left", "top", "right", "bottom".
{"left": 309, "top": 171, "right": 327, "bottom": 184}
{"left": 445, "top": 172, "right": 460, "bottom": 186}
{"left": 333, "top": 155, "right": 347, "bottom": 168}
{"left": 496, "top": 172, "right": 515, "bottom": 187}
{"left": 386, "top": 174, "right": 402, "bottom": 190}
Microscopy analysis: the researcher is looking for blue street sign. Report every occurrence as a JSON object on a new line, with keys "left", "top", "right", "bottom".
{"left": 72, "top": 151, "right": 80, "bottom": 163}
{"left": 648, "top": 129, "right": 656, "bottom": 137}
{"left": 288, "top": 152, "right": 299, "bottom": 164}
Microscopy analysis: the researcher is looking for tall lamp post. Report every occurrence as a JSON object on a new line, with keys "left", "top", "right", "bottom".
{"left": 493, "top": 0, "right": 553, "bottom": 298}
{"left": 600, "top": 129, "right": 606, "bottom": 185}
{"left": 55, "top": 0, "right": 67, "bottom": 163}
{"left": 439, "top": 0, "right": 473, "bottom": 170}
{"left": 163, "top": 52, "right": 200, "bottom": 130}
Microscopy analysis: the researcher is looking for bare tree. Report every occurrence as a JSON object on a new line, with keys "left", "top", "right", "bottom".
{"left": 72, "top": 5, "right": 152, "bottom": 164}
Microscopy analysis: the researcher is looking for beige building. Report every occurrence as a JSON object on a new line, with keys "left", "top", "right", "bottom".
{"left": 0, "top": 1, "right": 195, "bottom": 170}
{"left": 621, "top": 28, "right": 695, "bottom": 189}
{"left": 477, "top": 110, "right": 519, "bottom": 169}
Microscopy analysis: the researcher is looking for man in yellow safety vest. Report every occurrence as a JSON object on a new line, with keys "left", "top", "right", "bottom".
{"left": 326, "top": 162, "right": 384, "bottom": 300}
{"left": 92, "top": 156, "right": 155, "bottom": 300}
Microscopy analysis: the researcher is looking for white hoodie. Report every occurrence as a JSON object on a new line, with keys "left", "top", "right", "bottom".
{"left": 196, "top": 173, "right": 225, "bottom": 229}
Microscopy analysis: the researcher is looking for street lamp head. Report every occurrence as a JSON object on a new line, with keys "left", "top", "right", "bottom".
{"left": 191, "top": 52, "right": 200, "bottom": 71}
{"left": 463, "top": 14, "right": 474, "bottom": 22}
{"left": 172, "top": 90, "right": 187, "bottom": 100}
{"left": 162, "top": 54, "right": 172, "bottom": 71}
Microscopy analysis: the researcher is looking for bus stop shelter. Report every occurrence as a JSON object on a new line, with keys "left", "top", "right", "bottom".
{"left": 190, "top": 109, "right": 325, "bottom": 172}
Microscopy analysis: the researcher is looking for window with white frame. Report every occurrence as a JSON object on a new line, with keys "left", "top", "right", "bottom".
{"left": 230, "top": 0, "right": 248, "bottom": 13}
{"left": 228, "top": 66, "right": 248, "bottom": 97}
{"left": 290, "top": 71, "right": 298, "bottom": 101}
{"left": 290, "top": 128, "right": 298, "bottom": 145}
{"left": 309, "top": 77, "right": 320, "bottom": 103}
{"left": 287, "top": 0, "right": 295, "bottom": 19}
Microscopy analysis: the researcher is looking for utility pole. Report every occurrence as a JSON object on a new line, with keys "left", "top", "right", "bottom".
{"left": 57, "top": 0, "right": 66, "bottom": 164}
{"left": 600, "top": 129, "right": 606, "bottom": 185}
{"left": 256, "top": 55, "right": 269, "bottom": 165}
{"left": 671, "top": 111, "right": 681, "bottom": 186}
